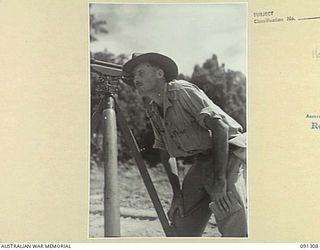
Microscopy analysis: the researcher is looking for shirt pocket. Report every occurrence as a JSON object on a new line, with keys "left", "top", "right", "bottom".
{"left": 173, "top": 120, "right": 204, "bottom": 152}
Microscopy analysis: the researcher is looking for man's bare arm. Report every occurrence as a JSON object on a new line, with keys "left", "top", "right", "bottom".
{"left": 203, "top": 116, "right": 231, "bottom": 212}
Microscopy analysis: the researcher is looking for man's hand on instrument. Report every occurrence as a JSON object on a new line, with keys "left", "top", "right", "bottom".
{"left": 210, "top": 177, "right": 231, "bottom": 213}
{"left": 167, "top": 193, "right": 184, "bottom": 223}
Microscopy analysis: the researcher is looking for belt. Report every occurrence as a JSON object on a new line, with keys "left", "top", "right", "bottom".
{"left": 197, "top": 143, "right": 240, "bottom": 157}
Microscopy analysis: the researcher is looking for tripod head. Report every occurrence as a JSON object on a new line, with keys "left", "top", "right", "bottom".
{"left": 90, "top": 58, "right": 132, "bottom": 96}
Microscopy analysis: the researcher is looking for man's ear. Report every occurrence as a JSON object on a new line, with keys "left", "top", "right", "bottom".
{"left": 155, "top": 68, "right": 165, "bottom": 79}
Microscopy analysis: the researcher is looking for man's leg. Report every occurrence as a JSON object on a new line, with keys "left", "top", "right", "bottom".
{"left": 172, "top": 158, "right": 212, "bottom": 237}
{"left": 214, "top": 153, "right": 248, "bottom": 237}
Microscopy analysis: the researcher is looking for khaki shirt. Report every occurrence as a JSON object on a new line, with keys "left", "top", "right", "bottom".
{"left": 146, "top": 80, "right": 243, "bottom": 157}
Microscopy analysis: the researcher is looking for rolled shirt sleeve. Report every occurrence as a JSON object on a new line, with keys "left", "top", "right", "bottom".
{"left": 176, "top": 83, "right": 243, "bottom": 136}
{"left": 176, "top": 85, "right": 223, "bottom": 128}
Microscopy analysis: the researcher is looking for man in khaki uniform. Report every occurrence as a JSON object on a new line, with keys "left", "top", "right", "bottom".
{"left": 123, "top": 52, "right": 247, "bottom": 237}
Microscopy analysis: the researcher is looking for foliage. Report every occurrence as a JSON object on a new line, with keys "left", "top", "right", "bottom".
{"left": 191, "top": 54, "right": 247, "bottom": 131}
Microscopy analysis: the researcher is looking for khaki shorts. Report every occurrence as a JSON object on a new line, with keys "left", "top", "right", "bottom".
{"left": 172, "top": 150, "right": 247, "bottom": 237}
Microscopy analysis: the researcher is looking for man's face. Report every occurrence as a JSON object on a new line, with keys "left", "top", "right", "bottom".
{"left": 132, "top": 62, "right": 160, "bottom": 96}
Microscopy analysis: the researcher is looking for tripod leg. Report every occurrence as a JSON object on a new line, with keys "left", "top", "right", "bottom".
{"left": 102, "top": 96, "right": 120, "bottom": 237}
{"left": 115, "top": 101, "right": 176, "bottom": 237}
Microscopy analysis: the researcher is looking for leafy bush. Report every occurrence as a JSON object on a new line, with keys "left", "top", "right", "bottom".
{"left": 191, "top": 54, "right": 246, "bottom": 131}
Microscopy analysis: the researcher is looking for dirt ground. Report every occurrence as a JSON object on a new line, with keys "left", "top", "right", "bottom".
{"left": 89, "top": 160, "right": 221, "bottom": 237}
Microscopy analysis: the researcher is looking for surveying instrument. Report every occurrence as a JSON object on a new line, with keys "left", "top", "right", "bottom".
{"left": 90, "top": 59, "right": 176, "bottom": 237}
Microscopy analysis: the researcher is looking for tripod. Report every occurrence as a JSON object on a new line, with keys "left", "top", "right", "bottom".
{"left": 91, "top": 70, "right": 176, "bottom": 237}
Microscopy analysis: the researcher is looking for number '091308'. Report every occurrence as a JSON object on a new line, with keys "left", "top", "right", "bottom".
{"left": 300, "top": 244, "right": 319, "bottom": 248}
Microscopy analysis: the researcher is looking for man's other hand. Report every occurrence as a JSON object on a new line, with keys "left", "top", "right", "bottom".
{"left": 210, "top": 178, "right": 231, "bottom": 213}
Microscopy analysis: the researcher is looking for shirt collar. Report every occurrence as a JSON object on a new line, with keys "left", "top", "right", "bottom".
{"left": 150, "top": 81, "right": 174, "bottom": 117}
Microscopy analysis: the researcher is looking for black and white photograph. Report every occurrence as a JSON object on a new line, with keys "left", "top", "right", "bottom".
{"left": 3, "top": 0, "right": 320, "bottom": 245}
{"left": 89, "top": 3, "right": 247, "bottom": 237}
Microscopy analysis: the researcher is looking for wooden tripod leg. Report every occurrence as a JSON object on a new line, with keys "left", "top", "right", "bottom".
{"left": 115, "top": 101, "right": 176, "bottom": 237}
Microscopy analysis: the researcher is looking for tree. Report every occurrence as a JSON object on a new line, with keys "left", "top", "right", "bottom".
{"left": 89, "top": 4, "right": 108, "bottom": 42}
{"left": 191, "top": 54, "right": 247, "bottom": 131}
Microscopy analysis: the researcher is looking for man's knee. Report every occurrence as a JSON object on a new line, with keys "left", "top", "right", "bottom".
{"left": 215, "top": 207, "right": 248, "bottom": 237}
{"left": 171, "top": 198, "right": 212, "bottom": 237}
{"left": 172, "top": 212, "right": 211, "bottom": 237}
